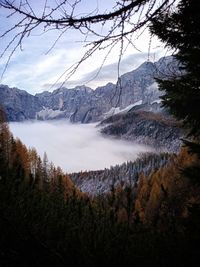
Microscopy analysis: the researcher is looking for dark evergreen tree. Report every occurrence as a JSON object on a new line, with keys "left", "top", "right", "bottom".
{"left": 150, "top": 0, "right": 200, "bottom": 136}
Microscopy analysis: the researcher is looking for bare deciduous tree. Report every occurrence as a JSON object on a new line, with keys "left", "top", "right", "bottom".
{"left": 0, "top": 0, "right": 177, "bottom": 85}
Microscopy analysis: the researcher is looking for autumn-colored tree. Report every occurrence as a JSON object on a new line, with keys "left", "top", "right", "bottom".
{"left": 0, "top": 106, "right": 12, "bottom": 180}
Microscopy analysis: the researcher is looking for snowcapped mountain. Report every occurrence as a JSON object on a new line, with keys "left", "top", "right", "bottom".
{"left": 0, "top": 56, "right": 178, "bottom": 122}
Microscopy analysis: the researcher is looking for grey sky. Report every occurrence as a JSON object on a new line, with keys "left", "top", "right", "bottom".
{"left": 0, "top": 0, "right": 167, "bottom": 94}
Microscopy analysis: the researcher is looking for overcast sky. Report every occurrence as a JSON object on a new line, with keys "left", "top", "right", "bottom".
{"left": 0, "top": 0, "right": 167, "bottom": 94}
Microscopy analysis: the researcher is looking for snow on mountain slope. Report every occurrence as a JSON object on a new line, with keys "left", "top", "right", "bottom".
{"left": 104, "top": 100, "right": 143, "bottom": 118}
{"left": 36, "top": 108, "right": 66, "bottom": 120}
{"left": 0, "top": 56, "right": 177, "bottom": 122}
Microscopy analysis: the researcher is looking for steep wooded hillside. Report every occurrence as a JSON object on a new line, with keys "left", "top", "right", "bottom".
{"left": 100, "top": 110, "right": 183, "bottom": 152}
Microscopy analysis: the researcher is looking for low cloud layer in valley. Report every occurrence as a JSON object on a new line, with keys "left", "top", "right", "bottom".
{"left": 10, "top": 121, "right": 153, "bottom": 173}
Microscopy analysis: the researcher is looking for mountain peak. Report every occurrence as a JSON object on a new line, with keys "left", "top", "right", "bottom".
{"left": 0, "top": 56, "right": 177, "bottom": 122}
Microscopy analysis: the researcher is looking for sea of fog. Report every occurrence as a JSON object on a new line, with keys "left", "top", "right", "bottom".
{"left": 9, "top": 120, "right": 153, "bottom": 173}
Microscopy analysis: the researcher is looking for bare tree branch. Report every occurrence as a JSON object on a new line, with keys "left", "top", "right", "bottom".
{"left": 0, "top": 0, "right": 177, "bottom": 86}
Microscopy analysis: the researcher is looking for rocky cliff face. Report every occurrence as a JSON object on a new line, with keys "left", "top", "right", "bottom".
{"left": 0, "top": 56, "right": 178, "bottom": 122}
{"left": 0, "top": 85, "right": 42, "bottom": 121}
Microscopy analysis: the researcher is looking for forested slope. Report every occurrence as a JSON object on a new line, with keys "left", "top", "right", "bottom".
{"left": 70, "top": 153, "right": 172, "bottom": 194}
{"left": 1, "top": 106, "right": 200, "bottom": 267}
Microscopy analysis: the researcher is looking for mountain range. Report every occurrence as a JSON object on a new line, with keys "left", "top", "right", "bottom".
{"left": 0, "top": 56, "right": 183, "bottom": 156}
{"left": 0, "top": 56, "right": 179, "bottom": 123}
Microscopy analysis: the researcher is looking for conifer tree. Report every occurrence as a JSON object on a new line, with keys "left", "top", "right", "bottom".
{"left": 150, "top": 0, "right": 200, "bottom": 136}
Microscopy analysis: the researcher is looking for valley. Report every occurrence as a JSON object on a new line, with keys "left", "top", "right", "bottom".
{"left": 1, "top": 55, "right": 183, "bottom": 195}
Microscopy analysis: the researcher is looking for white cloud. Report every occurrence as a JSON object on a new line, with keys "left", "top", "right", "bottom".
{"left": 0, "top": 1, "right": 169, "bottom": 94}
{"left": 9, "top": 121, "right": 153, "bottom": 173}
{"left": 44, "top": 50, "right": 166, "bottom": 90}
